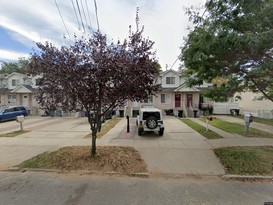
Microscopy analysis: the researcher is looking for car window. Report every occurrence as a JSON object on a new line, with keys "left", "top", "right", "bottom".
{"left": 143, "top": 112, "right": 160, "bottom": 120}
{"left": 13, "top": 107, "right": 19, "bottom": 111}
{"left": 4, "top": 108, "right": 13, "bottom": 113}
{"left": 19, "top": 107, "right": 26, "bottom": 111}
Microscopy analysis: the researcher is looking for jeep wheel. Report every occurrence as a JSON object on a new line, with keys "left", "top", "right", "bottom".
{"left": 146, "top": 117, "right": 158, "bottom": 129}
{"left": 138, "top": 128, "right": 143, "bottom": 135}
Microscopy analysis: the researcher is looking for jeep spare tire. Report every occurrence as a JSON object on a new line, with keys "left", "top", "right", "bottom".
{"left": 146, "top": 117, "right": 158, "bottom": 129}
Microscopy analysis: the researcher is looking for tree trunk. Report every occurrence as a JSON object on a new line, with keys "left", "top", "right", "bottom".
{"left": 91, "top": 131, "right": 97, "bottom": 157}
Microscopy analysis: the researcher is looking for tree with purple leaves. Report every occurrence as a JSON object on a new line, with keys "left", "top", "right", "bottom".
{"left": 29, "top": 27, "right": 159, "bottom": 156}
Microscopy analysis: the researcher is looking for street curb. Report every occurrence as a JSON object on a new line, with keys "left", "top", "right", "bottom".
{"left": 5, "top": 167, "right": 151, "bottom": 178}
{"left": 5, "top": 168, "right": 273, "bottom": 181}
{"left": 222, "top": 174, "right": 273, "bottom": 181}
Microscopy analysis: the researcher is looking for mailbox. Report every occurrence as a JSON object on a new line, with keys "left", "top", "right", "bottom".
{"left": 244, "top": 113, "right": 253, "bottom": 123}
{"left": 16, "top": 115, "right": 25, "bottom": 123}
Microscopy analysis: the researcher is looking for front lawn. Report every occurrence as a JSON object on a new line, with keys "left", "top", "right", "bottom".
{"left": 181, "top": 119, "right": 223, "bottom": 139}
{"left": 17, "top": 146, "right": 147, "bottom": 175}
{"left": 231, "top": 115, "right": 273, "bottom": 127}
{"left": 208, "top": 118, "right": 273, "bottom": 138}
{"left": 214, "top": 146, "right": 273, "bottom": 175}
{"left": 84, "top": 118, "right": 121, "bottom": 139}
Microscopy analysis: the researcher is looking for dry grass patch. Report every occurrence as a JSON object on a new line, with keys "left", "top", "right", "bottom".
{"left": 17, "top": 146, "right": 147, "bottom": 175}
{"left": 0, "top": 130, "right": 29, "bottom": 137}
{"left": 85, "top": 118, "right": 121, "bottom": 139}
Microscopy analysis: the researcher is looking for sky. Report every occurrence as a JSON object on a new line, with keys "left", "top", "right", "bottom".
{"left": 0, "top": 0, "right": 206, "bottom": 70}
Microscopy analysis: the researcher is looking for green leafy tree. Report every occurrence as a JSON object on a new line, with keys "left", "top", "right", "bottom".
{"left": 182, "top": 0, "right": 273, "bottom": 101}
{"left": 0, "top": 57, "right": 30, "bottom": 74}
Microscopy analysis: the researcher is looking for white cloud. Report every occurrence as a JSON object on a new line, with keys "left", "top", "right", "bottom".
{"left": 0, "top": 49, "right": 29, "bottom": 61}
{"left": 0, "top": 0, "right": 206, "bottom": 69}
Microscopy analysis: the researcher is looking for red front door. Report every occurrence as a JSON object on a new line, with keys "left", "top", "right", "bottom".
{"left": 187, "top": 94, "right": 193, "bottom": 107}
{"left": 175, "top": 94, "right": 181, "bottom": 107}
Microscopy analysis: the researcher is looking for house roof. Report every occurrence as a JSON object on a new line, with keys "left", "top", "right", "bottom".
{"left": 160, "top": 69, "right": 182, "bottom": 77}
{"left": 11, "top": 85, "right": 36, "bottom": 93}
{"left": 0, "top": 88, "right": 10, "bottom": 93}
{"left": 174, "top": 83, "right": 200, "bottom": 92}
{"left": 5, "top": 72, "right": 28, "bottom": 79}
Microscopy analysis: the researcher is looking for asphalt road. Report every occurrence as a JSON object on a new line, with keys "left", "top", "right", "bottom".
{"left": 0, "top": 172, "right": 272, "bottom": 205}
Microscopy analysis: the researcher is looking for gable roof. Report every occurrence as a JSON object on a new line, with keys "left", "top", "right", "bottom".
{"left": 11, "top": 85, "right": 36, "bottom": 93}
{"left": 174, "top": 83, "right": 200, "bottom": 92}
{"left": 5, "top": 72, "right": 27, "bottom": 79}
{"left": 160, "top": 69, "right": 182, "bottom": 77}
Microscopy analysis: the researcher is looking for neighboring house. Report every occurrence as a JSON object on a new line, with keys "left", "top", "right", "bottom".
{"left": 122, "top": 69, "right": 211, "bottom": 118}
{"left": 0, "top": 72, "right": 40, "bottom": 115}
{"left": 121, "top": 69, "right": 273, "bottom": 119}
{"left": 236, "top": 91, "right": 273, "bottom": 118}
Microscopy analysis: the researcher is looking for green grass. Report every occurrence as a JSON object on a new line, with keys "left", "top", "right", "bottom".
{"left": 181, "top": 119, "right": 223, "bottom": 139}
{"left": 84, "top": 118, "right": 121, "bottom": 139}
{"left": 231, "top": 115, "right": 273, "bottom": 126}
{"left": 208, "top": 118, "right": 273, "bottom": 138}
{"left": 0, "top": 130, "right": 29, "bottom": 137}
{"left": 214, "top": 146, "right": 273, "bottom": 175}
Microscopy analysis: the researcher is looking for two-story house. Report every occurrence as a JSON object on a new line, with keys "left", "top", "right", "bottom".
{"left": 0, "top": 72, "right": 40, "bottom": 115}
{"left": 122, "top": 69, "right": 210, "bottom": 118}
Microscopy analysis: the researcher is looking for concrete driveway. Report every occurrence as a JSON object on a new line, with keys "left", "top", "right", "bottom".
{"left": 0, "top": 117, "right": 91, "bottom": 169}
{"left": 0, "top": 115, "right": 225, "bottom": 176}
{"left": 101, "top": 116, "right": 225, "bottom": 176}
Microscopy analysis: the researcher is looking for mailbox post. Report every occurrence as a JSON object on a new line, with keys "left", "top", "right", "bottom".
{"left": 244, "top": 113, "right": 253, "bottom": 133}
{"left": 126, "top": 115, "right": 130, "bottom": 133}
{"left": 206, "top": 116, "right": 213, "bottom": 131}
{"left": 16, "top": 115, "right": 25, "bottom": 131}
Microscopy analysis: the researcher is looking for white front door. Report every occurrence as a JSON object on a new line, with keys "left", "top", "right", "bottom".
{"left": 22, "top": 95, "right": 29, "bottom": 108}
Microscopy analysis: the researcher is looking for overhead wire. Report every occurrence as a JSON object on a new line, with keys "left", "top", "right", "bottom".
{"left": 54, "top": 0, "right": 71, "bottom": 38}
{"left": 80, "top": 0, "right": 89, "bottom": 30}
{"left": 93, "top": 0, "right": 100, "bottom": 31}
{"left": 71, "top": 0, "right": 82, "bottom": 30}
{"left": 75, "top": 0, "right": 86, "bottom": 32}
{"left": 168, "top": 0, "right": 213, "bottom": 71}
{"left": 85, "top": 0, "right": 93, "bottom": 30}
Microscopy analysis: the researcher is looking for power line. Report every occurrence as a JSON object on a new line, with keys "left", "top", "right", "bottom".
{"left": 80, "top": 0, "right": 89, "bottom": 30}
{"left": 85, "top": 0, "right": 93, "bottom": 30}
{"left": 75, "top": 0, "right": 86, "bottom": 32}
{"left": 71, "top": 0, "right": 81, "bottom": 30}
{"left": 93, "top": 0, "right": 100, "bottom": 31}
{"left": 168, "top": 0, "right": 213, "bottom": 70}
{"left": 54, "top": 0, "right": 71, "bottom": 38}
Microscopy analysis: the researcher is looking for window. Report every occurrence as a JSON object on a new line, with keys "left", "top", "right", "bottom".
{"left": 161, "top": 94, "right": 166, "bottom": 103}
{"left": 12, "top": 79, "right": 20, "bottom": 86}
{"left": 8, "top": 95, "right": 16, "bottom": 104}
{"left": 144, "top": 96, "right": 153, "bottom": 103}
{"left": 161, "top": 94, "right": 170, "bottom": 103}
{"left": 166, "top": 77, "right": 175, "bottom": 84}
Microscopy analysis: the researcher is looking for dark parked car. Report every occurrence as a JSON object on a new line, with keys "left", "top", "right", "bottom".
{"left": 0, "top": 106, "right": 28, "bottom": 122}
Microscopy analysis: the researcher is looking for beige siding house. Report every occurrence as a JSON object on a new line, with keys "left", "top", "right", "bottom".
{"left": 124, "top": 69, "right": 207, "bottom": 117}
{"left": 0, "top": 72, "right": 40, "bottom": 115}
{"left": 236, "top": 91, "right": 273, "bottom": 118}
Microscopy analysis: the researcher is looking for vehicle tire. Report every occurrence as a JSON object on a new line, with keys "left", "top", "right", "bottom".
{"left": 230, "top": 109, "right": 235, "bottom": 115}
{"left": 138, "top": 128, "right": 143, "bottom": 136}
{"left": 159, "top": 129, "right": 164, "bottom": 136}
{"left": 146, "top": 117, "right": 158, "bottom": 129}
